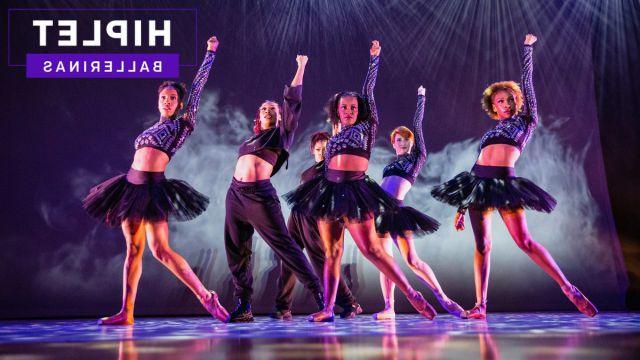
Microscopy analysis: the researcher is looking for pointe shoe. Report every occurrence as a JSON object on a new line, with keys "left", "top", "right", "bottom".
{"left": 407, "top": 292, "right": 436, "bottom": 320}
{"left": 97, "top": 311, "right": 134, "bottom": 326}
{"left": 435, "top": 293, "right": 466, "bottom": 319}
{"left": 372, "top": 308, "right": 396, "bottom": 321}
{"left": 464, "top": 302, "right": 487, "bottom": 320}
{"left": 562, "top": 285, "right": 598, "bottom": 317}
{"left": 307, "top": 309, "right": 335, "bottom": 322}
{"left": 201, "top": 291, "right": 230, "bottom": 323}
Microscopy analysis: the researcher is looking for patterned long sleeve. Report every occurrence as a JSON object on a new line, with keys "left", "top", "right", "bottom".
{"left": 362, "top": 55, "right": 380, "bottom": 138}
{"left": 411, "top": 94, "right": 427, "bottom": 175}
{"left": 183, "top": 50, "right": 216, "bottom": 127}
{"left": 520, "top": 45, "right": 537, "bottom": 126}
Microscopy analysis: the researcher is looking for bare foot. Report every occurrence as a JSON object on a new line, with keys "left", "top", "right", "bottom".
{"left": 97, "top": 311, "right": 133, "bottom": 325}
{"left": 372, "top": 307, "right": 396, "bottom": 321}
{"left": 307, "top": 308, "right": 335, "bottom": 322}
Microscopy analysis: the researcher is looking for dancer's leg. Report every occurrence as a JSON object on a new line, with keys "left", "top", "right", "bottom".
{"left": 467, "top": 208, "right": 493, "bottom": 319}
{"left": 395, "top": 233, "right": 464, "bottom": 317}
{"left": 373, "top": 234, "right": 396, "bottom": 320}
{"left": 308, "top": 218, "right": 345, "bottom": 322}
{"left": 498, "top": 207, "right": 597, "bottom": 317}
{"left": 346, "top": 218, "right": 435, "bottom": 319}
{"left": 98, "top": 218, "right": 145, "bottom": 325}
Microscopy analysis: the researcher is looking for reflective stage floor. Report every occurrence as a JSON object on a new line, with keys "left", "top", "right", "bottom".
{"left": 1, "top": 313, "right": 639, "bottom": 359}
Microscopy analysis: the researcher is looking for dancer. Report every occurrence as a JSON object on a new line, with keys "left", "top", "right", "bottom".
{"left": 431, "top": 34, "right": 597, "bottom": 319}
{"left": 286, "top": 41, "right": 437, "bottom": 322}
{"left": 224, "top": 55, "right": 323, "bottom": 322}
{"left": 272, "top": 132, "right": 362, "bottom": 320}
{"left": 373, "top": 86, "right": 465, "bottom": 320}
{"left": 83, "top": 36, "right": 229, "bottom": 325}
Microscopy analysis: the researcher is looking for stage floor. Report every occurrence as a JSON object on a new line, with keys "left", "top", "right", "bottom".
{"left": 1, "top": 313, "right": 639, "bottom": 359}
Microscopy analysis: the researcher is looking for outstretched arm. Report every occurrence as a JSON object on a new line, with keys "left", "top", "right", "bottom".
{"left": 290, "top": 55, "right": 308, "bottom": 87}
{"left": 282, "top": 55, "right": 307, "bottom": 133}
{"left": 183, "top": 36, "right": 219, "bottom": 127}
{"left": 412, "top": 86, "right": 427, "bottom": 172}
{"left": 362, "top": 40, "right": 381, "bottom": 127}
{"left": 520, "top": 34, "right": 538, "bottom": 125}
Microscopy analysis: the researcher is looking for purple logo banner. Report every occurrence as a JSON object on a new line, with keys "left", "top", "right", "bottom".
{"left": 26, "top": 53, "right": 179, "bottom": 78}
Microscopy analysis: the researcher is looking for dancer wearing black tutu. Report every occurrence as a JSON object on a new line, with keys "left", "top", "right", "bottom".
{"left": 83, "top": 36, "right": 229, "bottom": 325}
{"left": 373, "top": 86, "right": 465, "bottom": 320}
{"left": 271, "top": 132, "right": 362, "bottom": 320}
{"left": 286, "top": 41, "right": 437, "bottom": 322}
{"left": 224, "top": 55, "right": 323, "bottom": 322}
{"left": 431, "top": 34, "right": 597, "bottom": 319}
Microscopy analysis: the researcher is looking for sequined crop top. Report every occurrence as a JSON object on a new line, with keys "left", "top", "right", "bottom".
{"left": 134, "top": 51, "right": 215, "bottom": 158}
{"left": 237, "top": 85, "right": 302, "bottom": 176}
{"left": 300, "top": 160, "right": 324, "bottom": 184}
{"left": 479, "top": 45, "right": 538, "bottom": 152}
{"left": 382, "top": 94, "right": 426, "bottom": 185}
{"left": 325, "top": 55, "right": 379, "bottom": 165}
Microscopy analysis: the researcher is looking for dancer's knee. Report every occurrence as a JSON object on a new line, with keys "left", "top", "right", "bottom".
{"left": 126, "top": 242, "right": 144, "bottom": 258}
{"left": 324, "top": 244, "right": 343, "bottom": 262}
{"left": 362, "top": 244, "right": 386, "bottom": 260}
{"left": 475, "top": 239, "right": 492, "bottom": 255}
{"left": 405, "top": 252, "right": 423, "bottom": 271}
{"left": 150, "top": 244, "right": 173, "bottom": 263}
{"left": 515, "top": 236, "right": 536, "bottom": 253}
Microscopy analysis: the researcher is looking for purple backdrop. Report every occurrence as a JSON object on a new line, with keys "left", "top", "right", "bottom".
{"left": 0, "top": 0, "right": 628, "bottom": 318}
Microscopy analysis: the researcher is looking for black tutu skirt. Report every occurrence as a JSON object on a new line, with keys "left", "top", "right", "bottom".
{"left": 82, "top": 168, "right": 209, "bottom": 227}
{"left": 284, "top": 169, "right": 399, "bottom": 222}
{"left": 430, "top": 164, "right": 556, "bottom": 212}
{"left": 376, "top": 200, "right": 440, "bottom": 238}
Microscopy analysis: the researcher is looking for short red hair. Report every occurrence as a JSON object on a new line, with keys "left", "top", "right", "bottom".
{"left": 390, "top": 126, "right": 414, "bottom": 144}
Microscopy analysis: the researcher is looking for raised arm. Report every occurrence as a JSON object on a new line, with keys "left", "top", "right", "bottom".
{"left": 182, "top": 36, "right": 219, "bottom": 127}
{"left": 362, "top": 40, "right": 381, "bottom": 127}
{"left": 412, "top": 86, "right": 427, "bottom": 171}
{"left": 282, "top": 55, "right": 307, "bottom": 133}
{"left": 520, "top": 34, "right": 538, "bottom": 125}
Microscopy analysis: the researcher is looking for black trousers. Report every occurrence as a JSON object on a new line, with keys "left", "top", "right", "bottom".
{"left": 275, "top": 211, "right": 356, "bottom": 311}
{"left": 224, "top": 178, "right": 321, "bottom": 302}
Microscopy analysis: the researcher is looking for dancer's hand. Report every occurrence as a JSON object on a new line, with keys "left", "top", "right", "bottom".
{"left": 296, "top": 55, "right": 308, "bottom": 67}
{"left": 207, "top": 36, "right": 219, "bottom": 51}
{"left": 454, "top": 211, "right": 465, "bottom": 231}
{"left": 524, "top": 34, "right": 537, "bottom": 46}
{"left": 418, "top": 86, "right": 426, "bottom": 97}
{"left": 370, "top": 40, "right": 381, "bottom": 56}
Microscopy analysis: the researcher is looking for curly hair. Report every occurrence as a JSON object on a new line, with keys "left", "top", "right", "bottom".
{"left": 253, "top": 100, "right": 282, "bottom": 134}
{"left": 390, "top": 126, "right": 414, "bottom": 144}
{"left": 324, "top": 91, "right": 371, "bottom": 127}
{"left": 481, "top": 81, "right": 523, "bottom": 119}
{"left": 309, "top": 131, "right": 330, "bottom": 153}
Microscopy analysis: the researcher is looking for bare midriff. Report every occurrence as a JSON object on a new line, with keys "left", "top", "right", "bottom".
{"left": 380, "top": 175, "right": 412, "bottom": 200}
{"left": 233, "top": 154, "right": 274, "bottom": 182}
{"left": 327, "top": 154, "right": 369, "bottom": 172}
{"left": 476, "top": 144, "right": 521, "bottom": 167}
{"left": 131, "top": 147, "right": 170, "bottom": 172}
